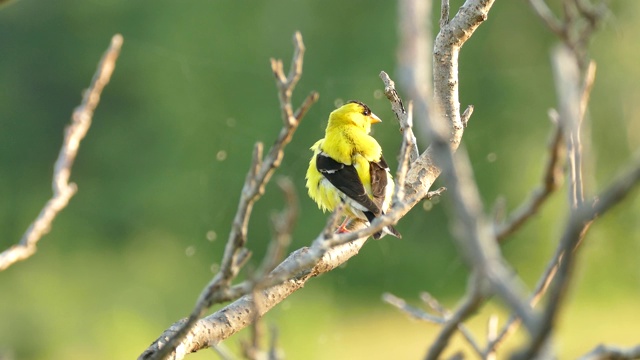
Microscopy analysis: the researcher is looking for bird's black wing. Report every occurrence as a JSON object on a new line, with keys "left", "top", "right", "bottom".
{"left": 316, "top": 153, "right": 381, "bottom": 215}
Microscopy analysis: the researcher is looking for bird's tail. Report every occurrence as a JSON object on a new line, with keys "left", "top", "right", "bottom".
{"left": 364, "top": 211, "right": 402, "bottom": 240}
{"left": 373, "top": 224, "right": 402, "bottom": 240}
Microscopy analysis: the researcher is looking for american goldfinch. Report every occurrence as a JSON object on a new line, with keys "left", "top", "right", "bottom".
{"left": 305, "top": 100, "right": 401, "bottom": 239}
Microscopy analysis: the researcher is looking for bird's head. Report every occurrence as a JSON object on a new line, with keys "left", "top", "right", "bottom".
{"left": 327, "top": 100, "right": 382, "bottom": 133}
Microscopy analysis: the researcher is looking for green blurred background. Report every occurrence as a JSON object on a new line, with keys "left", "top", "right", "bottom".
{"left": 1, "top": 1, "right": 639, "bottom": 359}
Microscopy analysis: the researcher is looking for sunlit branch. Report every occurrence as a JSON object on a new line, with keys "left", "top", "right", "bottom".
{"left": 0, "top": 34, "right": 123, "bottom": 271}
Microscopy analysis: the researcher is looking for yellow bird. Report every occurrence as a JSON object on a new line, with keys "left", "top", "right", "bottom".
{"left": 305, "top": 100, "right": 401, "bottom": 239}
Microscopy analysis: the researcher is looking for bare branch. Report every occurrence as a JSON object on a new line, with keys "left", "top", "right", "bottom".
{"left": 484, "top": 233, "right": 564, "bottom": 356}
{"left": 0, "top": 34, "right": 123, "bottom": 271}
{"left": 267, "top": 326, "right": 282, "bottom": 360}
{"left": 420, "top": 292, "right": 484, "bottom": 357}
{"left": 397, "top": 0, "right": 432, "bottom": 143}
{"left": 495, "top": 122, "right": 564, "bottom": 242}
{"left": 440, "top": 0, "right": 450, "bottom": 29}
{"left": 140, "top": 237, "right": 369, "bottom": 358}
{"left": 394, "top": 101, "right": 414, "bottom": 203}
{"left": 527, "top": 0, "right": 566, "bottom": 37}
{"left": 380, "top": 70, "right": 419, "bottom": 166}
{"left": 553, "top": 44, "right": 585, "bottom": 208}
{"left": 380, "top": 70, "right": 418, "bottom": 204}
{"left": 460, "top": 105, "right": 474, "bottom": 128}
{"left": 400, "top": 0, "right": 495, "bottom": 203}
{"left": 516, "top": 158, "right": 640, "bottom": 359}
{"left": 426, "top": 187, "right": 447, "bottom": 200}
{"left": 425, "top": 276, "right": 484, "bottom": 360}
{"left": 382, "top": 293, "right": 444, "bottom": 324}
{"left": 257, "top": 177, "right": 297, "bottom": 277}
{"left": 432, "top": 0, "right": 494, "bottom": 144}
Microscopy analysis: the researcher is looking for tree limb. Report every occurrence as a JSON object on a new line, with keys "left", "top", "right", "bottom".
{"left": 0, "top": 34, "right": 123, "bottom": 271}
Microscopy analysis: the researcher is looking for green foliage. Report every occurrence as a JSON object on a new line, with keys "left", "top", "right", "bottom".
{"left": 1, "top": 0, "right": 639, "bottom": 358}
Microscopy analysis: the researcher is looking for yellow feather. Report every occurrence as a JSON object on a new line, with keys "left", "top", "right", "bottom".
{"left": 305, "top": 101, "right": 394, "bottom": 221}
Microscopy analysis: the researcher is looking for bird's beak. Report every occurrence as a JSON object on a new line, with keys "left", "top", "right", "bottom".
{"left": 369, "top": 113, "right": 382, "bottom": 124}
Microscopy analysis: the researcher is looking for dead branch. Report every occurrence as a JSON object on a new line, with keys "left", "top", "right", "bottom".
{"left": 425, "top": 276, "right": 484, "bottom": 360}
{"left": 495, "top": 121, "right": 565, "bottom": 242}
{"left": 140, "top": 237, "right": 368, "bottom": 358}
{"left": 397, "top": 0, "right": 432, "bottom": 143}
{"left": 380, "top": 71, "right": 418, "bottom": 205}
{"left": 382, "top": 293, "right": 446, "bottom": 324}
{"left": 0, "top": 34, "right": 123, "bottom": 271}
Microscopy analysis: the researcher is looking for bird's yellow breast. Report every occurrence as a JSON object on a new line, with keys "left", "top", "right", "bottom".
{"left": 305, "top": 139, "right": 380, "bottom": 218}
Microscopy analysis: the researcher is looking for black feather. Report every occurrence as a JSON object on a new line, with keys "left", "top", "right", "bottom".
{"left": 316, "top": 153, "right": 380, "bottom": 215}
{"left": 316, "top": 153, "right": 402, "bottom": 239}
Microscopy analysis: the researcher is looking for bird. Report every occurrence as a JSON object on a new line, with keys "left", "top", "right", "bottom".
{"left": 305, "top": 100, "right": 401, "bottom": 239}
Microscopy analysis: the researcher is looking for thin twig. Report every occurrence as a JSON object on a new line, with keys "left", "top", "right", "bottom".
{"left": 397, "top": 0, "right": 433, "bottom": 144}
{"left": 395, "top": 101, "right": 415, "bottom": 203}
{"left": 420, "top": 292, "right": 484, "bottom": 357}
{"left": 495, "top": 122, "right": 564, "bottom": 242}
{"left": 241, "top": 302, "right": 265, "bottom": 360}
{"left": 461, "top": 105, "right": 474, "bottom": 128}
{"left": 267, "top": 325, "right": 282, "bottom": 360}
{"left": 384, "top": 291, "right": 485, "bottom": 358}
{"left": 380, "top": 71, "right": 419, "bottom": 165}
{"left": 242, "top": 178, "right": 297, "bottom": 360}
{"left": 527, "top": 0, "right": 566, "bottom": 37}
{"left": 440, "top": 0, "right": 450, "bottom": 28}
{"left": 425, "top": 277, "right": 484, "bottom": 360}
{"left": 383, "top": 293, "right": 445, "bottom": 324}
{"left": 553, "top": 44, "right": 584, "bottom": 209}
{"left": 0, "top": 34, "right": 123, "bottom": 271}
{"left": 484, "top": 229, "right": 563, "bottom": 356}
{"left": 256, "top": 177, "right": 298, "bottom": 278}
{"left": 426, "top": 187, "right": 447, "bottom": 200}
